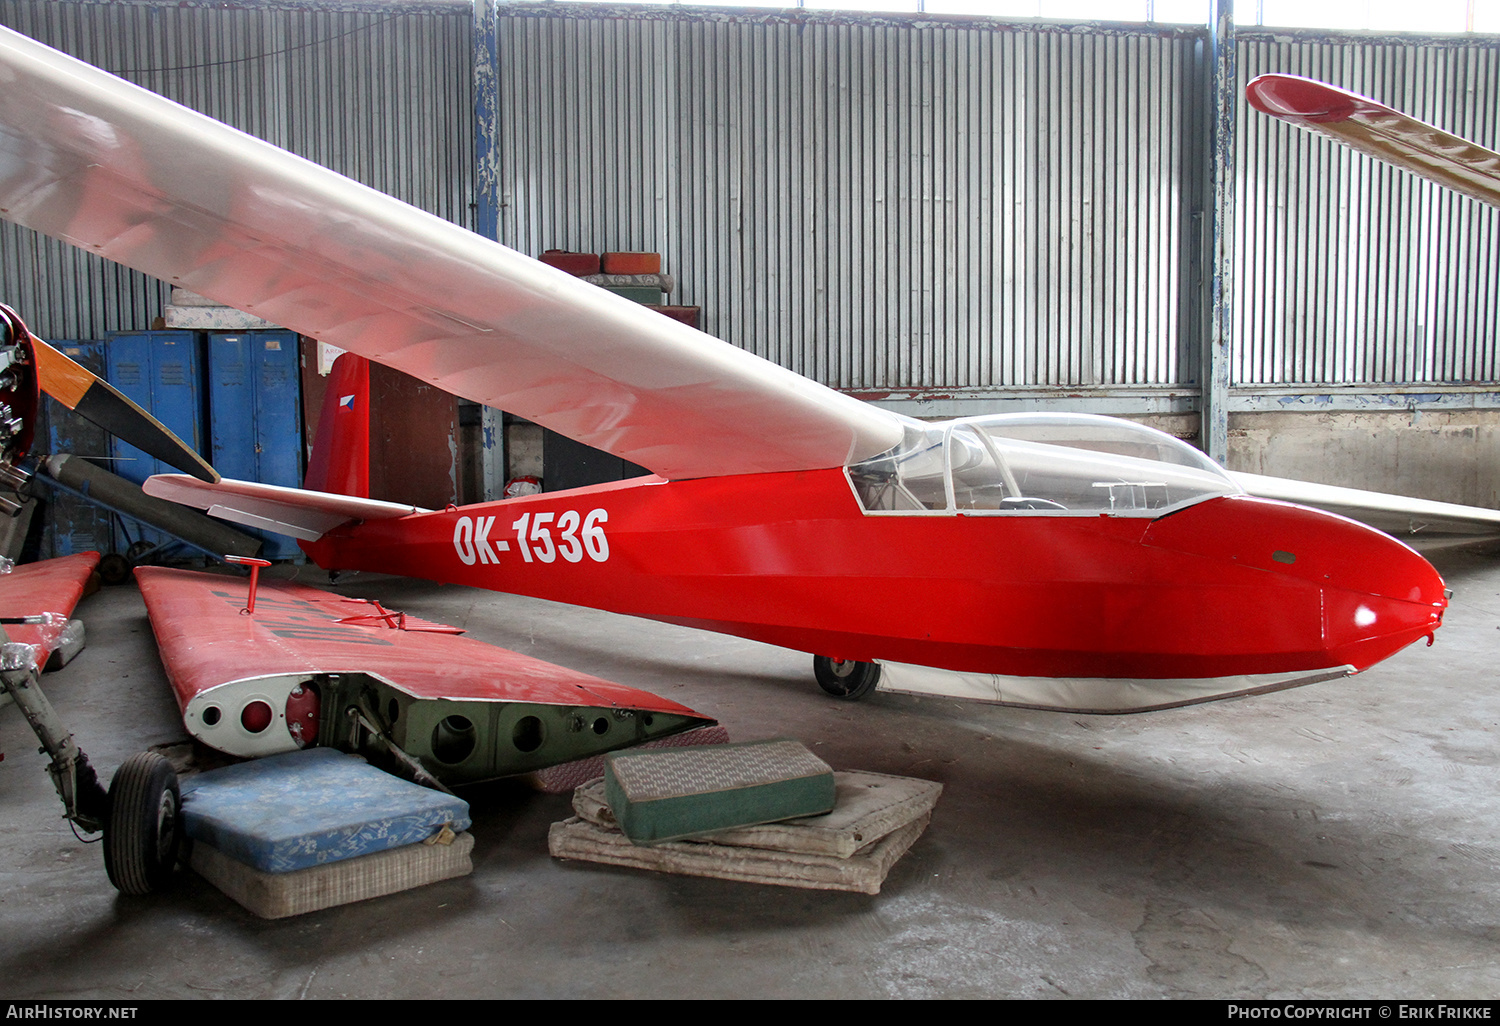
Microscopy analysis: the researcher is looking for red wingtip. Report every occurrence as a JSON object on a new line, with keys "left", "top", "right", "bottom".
{"left": 1246, "top": 74, "right": 1386, "bottom": 124}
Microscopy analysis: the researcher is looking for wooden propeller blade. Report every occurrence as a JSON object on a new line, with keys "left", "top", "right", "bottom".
{"left": 32, "top": 338, "right": 219, "bottom": 483}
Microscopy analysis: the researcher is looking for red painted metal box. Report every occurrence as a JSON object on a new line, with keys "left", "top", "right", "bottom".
{"left": 602, "top": 252, "right": 661, "bottom": 274}
{"left": 539, "top": 250, "right": 600, "bottom": 276}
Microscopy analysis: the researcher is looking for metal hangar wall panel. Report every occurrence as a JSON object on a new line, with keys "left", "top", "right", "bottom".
{"left": 0, "top": 0, "right": 475, "bottom": 342}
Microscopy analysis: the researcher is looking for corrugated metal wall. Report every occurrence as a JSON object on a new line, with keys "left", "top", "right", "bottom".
{"left": 491, "top": 8, "right": 1203, "bottom": 392}
{"left": 5, "top": 3, "right": 1500, "bottom": 398}
{"left": 0, "top": 0, "right": 474, "bottom": 341}
{"left": 1236, "top": 29, "right": 1500, "bottom": 386}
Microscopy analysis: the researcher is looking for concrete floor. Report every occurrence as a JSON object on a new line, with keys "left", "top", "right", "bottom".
{"left": 2, "top": 545, "right": 1499, "bottom": 999}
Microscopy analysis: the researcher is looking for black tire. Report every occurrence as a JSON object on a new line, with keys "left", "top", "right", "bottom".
{"left": 813, "top": 656, "right": 881, "bottom": 700}
{"left": 97, "top": 553, "right": 131, "bottom": 586}
{"left": 104, "top": 752, "right": 183, "bottom": 895}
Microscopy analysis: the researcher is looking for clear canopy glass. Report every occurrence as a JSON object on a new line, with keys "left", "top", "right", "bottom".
{"left": 848, "top": 413, "right": 1241, "bottom": 516}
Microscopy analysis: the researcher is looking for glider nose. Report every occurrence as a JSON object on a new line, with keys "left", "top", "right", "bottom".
{"left": 1144, "top": 495, "right": 1447, "bottom": 672}
{"left": 1317, "top": 542, "right": 1447, "bottom": 670}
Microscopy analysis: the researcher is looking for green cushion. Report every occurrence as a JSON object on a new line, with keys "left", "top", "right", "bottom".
{"left": 604, "top": 739, "right": 835, "bottom": 845}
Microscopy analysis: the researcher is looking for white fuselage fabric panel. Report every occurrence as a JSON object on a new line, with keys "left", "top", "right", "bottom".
{"left": 0, "top": 27, "right": 904, "bottom": 481}
{"left": 876, "top": 660, "right": 1355, "bottom": 713}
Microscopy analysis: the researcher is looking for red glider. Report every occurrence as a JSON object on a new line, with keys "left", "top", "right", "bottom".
{"left": 0, "top": 28, "right": 1486, "bottom": 716}
{"left": 148, "top": 351, "right": 1447, "bottom": 712}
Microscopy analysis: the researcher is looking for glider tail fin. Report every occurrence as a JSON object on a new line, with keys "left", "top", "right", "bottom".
{"left": 142, "top": 352, "right": 419, "bottom": 553}
{"left": 304, "top": 352, "right": 370, "bottom": 498}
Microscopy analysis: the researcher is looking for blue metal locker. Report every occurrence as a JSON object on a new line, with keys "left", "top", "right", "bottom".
{"left": 209, "top": 330, "right": 303, "bottom": 559}
{"left": 106, "top": 330, "right": 206, "bottom": 554}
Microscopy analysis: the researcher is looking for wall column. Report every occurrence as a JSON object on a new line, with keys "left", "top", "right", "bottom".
{"left": 1203, "top": 0, "right": 1235, "bottom": 463}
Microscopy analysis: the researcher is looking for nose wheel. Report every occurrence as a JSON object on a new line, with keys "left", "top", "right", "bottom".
{"left": 813, "top": 656, "right": 881, "bottom": 700}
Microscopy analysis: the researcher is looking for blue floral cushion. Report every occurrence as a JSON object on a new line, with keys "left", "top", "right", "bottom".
{"left": 180, "top": 748, "right": 471, "bottom": 873}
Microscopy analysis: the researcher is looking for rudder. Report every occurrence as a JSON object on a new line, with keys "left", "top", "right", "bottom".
{"left": 304, "top": 352, "right": 369, "bottom": 498}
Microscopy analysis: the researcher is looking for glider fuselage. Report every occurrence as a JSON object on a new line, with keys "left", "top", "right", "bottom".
{"left": 302, "top": 466, "right": 1446, "bottom": 683}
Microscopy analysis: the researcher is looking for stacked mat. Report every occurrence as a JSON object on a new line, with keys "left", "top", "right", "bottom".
{"left": 525, "top": 723, "right": 731, "bottom": 794}
{"left": 549, "top": 739, "right": 941, "bottom": 894}
{"left": 181, "top": 748, "right": 473, "bottom": 918}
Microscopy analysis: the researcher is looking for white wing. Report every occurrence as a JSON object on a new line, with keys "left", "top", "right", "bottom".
{"left": 1232, "top": 472, "right": 1500, "bottom": 544}
{"left": 1246, "top": 74, "right": 1500, "bottom": 209}
{"left": 0, "top": 26, "right": 903, "bottom": 481}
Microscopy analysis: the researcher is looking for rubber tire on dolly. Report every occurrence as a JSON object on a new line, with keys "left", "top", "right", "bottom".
{"left": 97, "top": 553, "right": 131, "bottom": 586}
{"left": 104, "top": 751, "right": 183, "bottom": 895}
{"left": 813, "top": 656, "right": 881, "bottom": 700}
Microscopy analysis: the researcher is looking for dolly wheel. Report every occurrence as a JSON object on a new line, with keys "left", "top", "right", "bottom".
{"left": 103, "top": 752, "right": 183, "bottom": 895}
{"left": 813, "top": 656, "right": 881, "bottom": 700}
{"left": 97, "top": 554, "right": 131, "bottom": 586}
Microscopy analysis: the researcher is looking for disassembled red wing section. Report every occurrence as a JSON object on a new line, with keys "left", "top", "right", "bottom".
{"left": 135, "top": 568, "right": 714, "bottom": 785}
{"left": 1246, "top": 73, "right": 1500, "bottom": 209}
{"left": 0, "top": 551, "right": 100, "bottom": 669}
